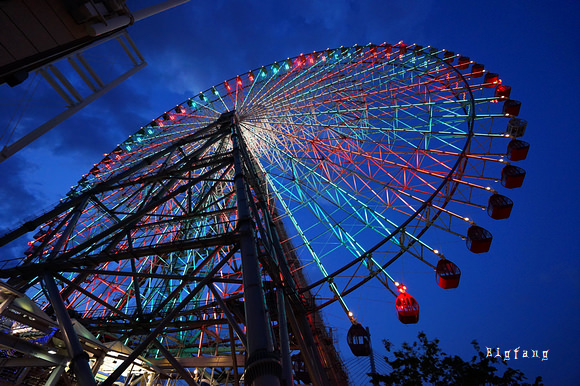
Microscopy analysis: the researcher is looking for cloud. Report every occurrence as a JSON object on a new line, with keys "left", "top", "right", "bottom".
{"left": 0, "top": 154, "right": 46, "bottom": 228}
{"left": 0, "top": 0, "right": 440, "bottom": 229}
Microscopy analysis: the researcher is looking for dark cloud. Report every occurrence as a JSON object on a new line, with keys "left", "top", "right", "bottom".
{"left": 0, "top": 155, "right": 46, "bottom": 228}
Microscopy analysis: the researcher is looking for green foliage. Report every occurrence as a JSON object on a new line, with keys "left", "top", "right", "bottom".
{"left": 370, "top": 332, "right": 543, "bottom": 386}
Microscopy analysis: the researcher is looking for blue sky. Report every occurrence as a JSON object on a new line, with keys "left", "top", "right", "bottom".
{"left": 1, "top": 1, "right": 579, "bottom": 384}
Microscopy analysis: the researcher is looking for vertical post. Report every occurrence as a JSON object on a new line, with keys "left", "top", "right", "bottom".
{"left": 41, "top": 197, "right": 96, "bottom": 385}
{"left": 42, "top": 274, "right": 96, "bottom": 385}
{"left": 237, "top": 131, "right": 330, "bottom": 385}
{"left": 285, "top": 306, "right": 328, "bottom": 386}
{"left": 276, "top": 289, "right": 293, "bottom": 386}
{"left": 151, "top": 340, "right": 199, "bottom": 386}
{"left": 44, "top": 364, "right": 66, "bottom": 386}
{"left": 367, "top": 327, "right": 379, "bottom": 386}
{"left": 230, "top": 114, "right": 281, "bottom": 386}
{"left": 229, "top": 325, "right": 240, "bottom": 386}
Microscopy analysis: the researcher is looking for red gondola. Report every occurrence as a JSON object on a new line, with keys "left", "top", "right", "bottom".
{"left": 507, "top": 139, "right": 530, "bottom": 161}
{"left": 487, "top": 194, "right": 513, "bottom": 220}
{"left": 503, "top": 100, "right": 521, "bottom": 117}
{"left": 457, "top": 56, "right": 470, "bottom": 70}
{"left": 398, "top": 43, "right": 407, "bottom": 55}
{"left": 471, "top": 63, "right": 484, "bottom": 77}
{"left": 466, "top": 225, "right": 493, "bottom": 253}
{"left": 436, "top": 260, "right": 461, "bottom": 289}
{"left": 24, "top": 244, "right": 38, "bottom": 256}
{"left": 33, "top": 228, "right": 48, "bottom": 240}
{"left": 501, "top": 165, "right": 526, "bottom": 189}
{"left": 494, "top": 84, "right": 511, "bottom": 99}
{"left": 347, "top": 323, "right": 371, "bottom": 356}
{"left": 396, "top": 292, "right": 419, "bottom": 324}
{"left": 444, "top": 51, "right": 455, "bottom": 63}
{"left": 484, "top": 72, "right": 499, "bottom": 87}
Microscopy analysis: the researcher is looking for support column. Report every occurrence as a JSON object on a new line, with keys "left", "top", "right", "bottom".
{"left": 229, "top": 325, "right": 240, "bottom": 386}
{"left": 42, "top": 273, "right": 96, "bottom": 385}
{"left": 236, "top": 117, "right": 330, "bottom": 385}
{"left": 230, "top": 113, "right": 281, "bottom": 386}
{"left": 368, "top": 327, "right": 380, "bottom": 386}
{"left": 44, "top": 365, "right": 66, "bottom": 386}
{"left": 41, "top": 196, "right": 96, "bottom": 385}
{"left": 151, "top": 340, "right": 198, "bottom": 386}
{"left": 277, "top": 289, "right": 293, "bottom": 386}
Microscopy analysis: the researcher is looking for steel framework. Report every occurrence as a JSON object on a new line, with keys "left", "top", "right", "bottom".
{"left": 0, "top": 42, "right": 528, "bottom": 385}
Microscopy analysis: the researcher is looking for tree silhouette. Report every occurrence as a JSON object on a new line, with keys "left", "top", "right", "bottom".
{"left": 370, "top": 332, "right": 543, "bottom": 386}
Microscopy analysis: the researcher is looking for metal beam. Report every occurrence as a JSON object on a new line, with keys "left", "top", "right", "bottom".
{"left": 0, "top": 61, "right": 146, "bottom": 163}
{"left": 0, "top": 125, "right": 230, "bottom": 248}
{"left": 149, "top": 355, "right": 246, "bottom": 369}
{"left": 0, "top": 331, "right": 68, "bottom": 366}
{"left": 42, "top": 273, "right": 96, "bottom": 385}
{"left": 100, "top": 251, "right": 234, "bottom": 386}
{"left": 44, "top": 365, "right": 67, "bottom": 386}
{"left": 151, "top": 340, "right": 199, "bottom": 386}
{"left": 208, "top": 283, "right": 247, "bottom": 348}
{"left": 132, "top": 0, "right": 191, "bottom": 22}
{"left": 230, "top": 113, "right": 280, "bottom": 386}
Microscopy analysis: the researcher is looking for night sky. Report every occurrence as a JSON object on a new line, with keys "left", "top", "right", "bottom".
{"left": 1, "top": 1, "right": 579, "bottom": 384}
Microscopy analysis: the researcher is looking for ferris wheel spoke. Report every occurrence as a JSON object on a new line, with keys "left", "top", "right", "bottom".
{"left": 262, "top": 147, "right": 451, "bottom": 307}
{"left": 265, "top": 175, "right": 354, "bottom": 313}
{"left": 55, "top": 272, "right": 133, "bottom": 318}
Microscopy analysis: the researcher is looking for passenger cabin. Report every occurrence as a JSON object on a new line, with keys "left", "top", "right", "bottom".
{"left": 347, "top": 323, "right": 371, "bottom": 356}
{"left": 398, "top": 44, "right": 407, "bottom": 55}
{"left": 507, "top": 139, "right": 530, "bottom": 161}
{"left": 501, "top": 165, "right": 526, "bottom": 189}
{"left": 487, "top": 194, "right": 513, "bottom": 220}
{"left": 495, "top": 84, "right": 512, "bottom": 99}
{"left": 471, "top": 63, "right": 484, "bottom": 77}
{"left": 484, "top": 72, "right": 499, "bottom": 87}
{"left": 457, "top": 56, "right": 470, "bottom": 70}
{"left": 436, "top": 260, "right": 461, "bottom": 289}
{"left": 396, "top": 292, "right": 419, "bottom": 324}
{"left": 503, "top": 100, "right": 522, "bottom": 117}
{"left": 444, "top": 51, "right": 455, "bottom": 64}
{"left": 466, "top": 225, "right": 493, "bottom": 253}
{"left": 507, "top": 117, "right": 527, "bottom": 137}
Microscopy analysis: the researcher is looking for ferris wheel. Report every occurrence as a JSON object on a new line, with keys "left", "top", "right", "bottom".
{"left": 0, "top": 42, "right": 528, "bottom": 385}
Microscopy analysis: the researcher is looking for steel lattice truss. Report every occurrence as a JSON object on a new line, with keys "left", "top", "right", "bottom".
{"left": 0, "top": 42, "right": 528, "bottom": 385}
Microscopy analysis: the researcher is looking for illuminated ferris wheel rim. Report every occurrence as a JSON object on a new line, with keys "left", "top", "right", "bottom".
{"left": 156, "top": 41, "right": 478, "bottom": 222}
{"left": 3, "top": 43, "right": 486, "bottom": 286}
{"left": 218, "top": 45, "right": 477, "bottom": 246}
{"left": 0, "top": 42, "right": 513, "bottom": 286}
{"left": 149, "top": 43, "right": 483, "bottom": 303}
{"left": 0, "top": 41, "right": 521, "bottom": 318}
